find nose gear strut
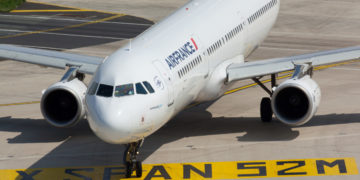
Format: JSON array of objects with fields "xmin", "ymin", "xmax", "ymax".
[{"xmin": 124, "ymin": 139, "xmax": 143, "ymax": 178}]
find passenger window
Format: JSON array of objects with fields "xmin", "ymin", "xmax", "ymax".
[
  {"xmin": 143, "ymin": 81, "xmax": 155, "ymax": 93},
  {"xmin": 88, "ymin": 81, "xmax": 99, "ymax": 95},
  {"xmin": 136, "ymin": 83, "xmax": 148, "ymax": 94},
  {"xmin": 115, "ymin": 84, "xmax": 134, "ymax": 97},
  {"xmin": 97, "ymin": 84, "xmax": 114, "ymax": 97}
]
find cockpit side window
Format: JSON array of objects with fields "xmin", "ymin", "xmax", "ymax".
[
  {"xmin": 97, "ymin": 84, "xmax": 114, "ymax": 97},
  {"xmin": 88, "ymin": 81, "xmax": 99, "ymax": 95},
  {"xmin": 143, "ymin": 81, "xmax": 155, "ymax": 93},
  {"xmin": 115, "ymin": 84, "xmax": 134, "ymax": 97},
  {"xmin": 136, "ymin": 83, "xmax": 148, "ymax": 95}
]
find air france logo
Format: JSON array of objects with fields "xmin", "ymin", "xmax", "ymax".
[
  {"xmin": 154, "ymin": 76, "xmax": 164, "ymax": 90},
  {"xmin": 165, "ymin": 38, "xmax": 198, "ymax": 70}
]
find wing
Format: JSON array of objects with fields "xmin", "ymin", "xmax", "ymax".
[
  {"xmin": 0, "ymin": 44, "xmax": 104, "ymax": 74},
  {"xmin": 227, "ymin": 46, "xmax": 360, "ymax": 82}
]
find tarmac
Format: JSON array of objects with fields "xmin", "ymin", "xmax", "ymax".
[{"xmin": 0, "ymin": 0, "xmax": 360, "ymax": 179}]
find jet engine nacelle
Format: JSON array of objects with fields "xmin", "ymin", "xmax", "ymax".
[
  {"xmin": 272, "ymin": 75, "xmax": 321, "ymax": 126},
  {"xmin": 41, "ymin": 78, "xmax": 87, "ymax": 127}
]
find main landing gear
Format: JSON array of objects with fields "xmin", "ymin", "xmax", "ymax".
[
  {"xmin": 260, "ymin": 97, "xmax": 272, "ymax": 122},
  {"xmin": 124, "ymin": 140, "xmax": 143, "ymax": 178},
  {"xmin": 253, "ymin": 74, "xmax": 277, "ymax": 123}
]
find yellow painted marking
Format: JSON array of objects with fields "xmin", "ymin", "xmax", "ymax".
[
  {"xmin": 0, "ymin": 14, "xmax": 125, "ymax": 39},
  {"xmin": 0, "ymin": 158, "xmax": 357, "ymax": 179},
  {"xmin": 0, "ymin": 101, "xmax": 40, "ymax": 107},
  {"xmin": 27, "ymin": 0, "xmax": 121, "ymax": 15},
  {"xmin": 11, "ymin": 9, "xmax": 94, "ymax": 13}
]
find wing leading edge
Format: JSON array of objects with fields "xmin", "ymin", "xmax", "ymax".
[
  {"xmin": 227, "ymin": 46, "xmax": 360, "ymax": 82},
  {"xmin": 0, "ymin": 44, "xmax": 104, "ymax": 74}
]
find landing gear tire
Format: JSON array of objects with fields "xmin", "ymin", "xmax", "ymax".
[
  {"xmin": 260, "ymin": 97, "xmax": 273, "ymax": 122},
  {"xmin": 125, "ymin": 162, "xmax": 132, "ymax": 178},
  {"xmin": 136, "ymin": 161, "xmax": 142, "ymax": 177},
  {"xmin": 124, "ymin": 140, "xmax": 143, "ymax": 178}
]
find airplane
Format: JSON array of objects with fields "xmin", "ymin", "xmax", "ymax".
[{"xmin": 1, "ymin": 0, "xmax": 360, "ymax": 178}]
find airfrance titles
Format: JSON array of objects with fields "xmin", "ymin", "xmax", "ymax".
[{"xmin": 165, "ymin": 39, "xmax": 198, "ymax": 70}]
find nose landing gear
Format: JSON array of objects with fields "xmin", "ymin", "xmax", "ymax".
[{"xmin": 124, "ymin": 140, "xmax": 143, "ymax": 178}]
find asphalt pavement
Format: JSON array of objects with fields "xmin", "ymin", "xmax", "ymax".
[{"xmin": 0, "ymin": 0, "xmax": 360, "ymax": 179}]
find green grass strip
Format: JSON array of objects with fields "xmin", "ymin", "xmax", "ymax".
[{"xmin": 0, "ymin": 0, "xmax": 26, "ymax": 12}]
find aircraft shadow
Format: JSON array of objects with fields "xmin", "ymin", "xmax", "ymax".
[{"xmin": 1, "ymin": 109, "xmax": 360, "ymax": 172}]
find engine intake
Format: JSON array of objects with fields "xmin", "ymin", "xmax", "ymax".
[
  {"xmin": 272, "ymin": 75, "xmax": 321, "ymax": 126},
  {"xmin": 41, "ymin": 78, "xmax": 87, "ymax": 127}
]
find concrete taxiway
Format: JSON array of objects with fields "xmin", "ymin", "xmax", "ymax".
[{"xmin": 0, "ymin": 0, "xmax": 360, "ymax": 179}]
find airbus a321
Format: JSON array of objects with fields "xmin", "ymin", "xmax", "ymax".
[{"xmin": 1, "ymin": 0, "xmax": 360, "ymax": 178}]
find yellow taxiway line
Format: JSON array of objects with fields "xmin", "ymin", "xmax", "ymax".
[
  {"xmin": 26, "ymin": 0, "xmax": 121, "ymax": 15},
  {"xmin": 0, "ymin": 14, "xmax": 125, "ymax": 39},
  {"xmin": 11, "ymin": 9, "xmax": 95, "ymax": 13},
  {"xmin": 0, "ymin": 101, "xmax": 41, "ymax": 107},
  {"xmin": 1, "ymin": 0, "xmax": 126, "ymax": 40}
]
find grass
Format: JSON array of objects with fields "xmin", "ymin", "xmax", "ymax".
[{"xmin": 0, "ymin": 0, "xmax": 25, "ymax": 12}]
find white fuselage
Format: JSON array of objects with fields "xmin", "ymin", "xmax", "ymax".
[{"xmin": 85, "ymin": 0, "xmax": 280, "ymax": 144}]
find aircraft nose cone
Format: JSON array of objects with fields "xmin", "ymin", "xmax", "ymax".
[{"xmin": 86, "ymin": 97, "xmax": 134, "ymax": 144}]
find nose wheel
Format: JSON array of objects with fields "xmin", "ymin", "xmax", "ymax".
[{"xmin": 124, "ymin": 140, "xmax": 143, "ymax": 178}]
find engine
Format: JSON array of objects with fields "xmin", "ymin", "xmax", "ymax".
[
  {"xmin": 41, "ymin": 78, "xmax": 87, "ymax": 127},
  {"xmin": 272, "ymin": 75, "xmax": 321, "ymax": 126}
]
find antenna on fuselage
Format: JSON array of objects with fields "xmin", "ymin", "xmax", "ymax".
[{"xmin": 126, "ymin": 39, "xmax": 132, "ymax": 51}]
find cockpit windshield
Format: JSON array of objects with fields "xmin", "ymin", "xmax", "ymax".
[
  {"xmin": 94, "ymin": 81, "xmax": 155, "ymax": 98},
  {"xmin": 136, "ymin": 83, "xmax": 147, "ymax": 95},
  {"xmin": 97, "ymin": 84, "xmax": 114, "ymax": 97},
  {"xmin": 115, "ymin": 84, "xmax": 135, "ymax": 97},
  {"xmin": 143, "ymin": 81, "xmax": 155, "ymax": 93}
]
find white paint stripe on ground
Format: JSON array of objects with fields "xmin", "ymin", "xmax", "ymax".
[
  {"xmin": 270, "ymin": 31, "xmax": 360, "ymax": 39},
  {"xmin": 0, "ymin": 28, "xmax": 126, "ymax": 40},
  {"xmin": 331, "ymin": 67, "xmax": 360, "ymax": 71},
  {"xmin": 0, "ymin": 14, "xmax": 153, "ymax": 26},
  {"xmin": 259, "ymin": 46, "xmax": 316, "ymax": 52}
]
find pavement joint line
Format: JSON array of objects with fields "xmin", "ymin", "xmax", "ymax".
[
  {"xmin": 0, "ymin": 0, "xmax": 128, "ymax": 40},
  {"xmin": 0, "ymin": 14, "xmax": 125, "ymax": 39},
  {"xmin": 1, "ymin": 60, "xmax": 359, "ymax": 108},
  {"xmin": 27, "ymin": 0, "xmax": 122, "ymax": 15},
  {"xmin": 11, "ymin": 9, "xmax": 96, "ymax": 13},
  {"xmin": 0, "ymin": 14, "xmax": 153, "ymax": 26},
  {"xmin": 0, "ymin": 28, "xmax": 127, "ymax": 40}
]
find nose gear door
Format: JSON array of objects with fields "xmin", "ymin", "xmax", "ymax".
[{"xmin": 153, "ymin": 60, "xmax": 174, "ymax": 106}]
